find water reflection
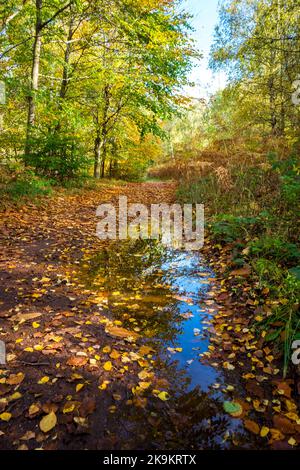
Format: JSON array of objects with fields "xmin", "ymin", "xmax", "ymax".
[{"xmin": 79, "ymin": 240, "xmax": 250, "ymax": 449}]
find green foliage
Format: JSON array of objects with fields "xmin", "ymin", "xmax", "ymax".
[
  {"xmin": 178, "ymin": 150, "xmax": 299, "ymax": 374},
  {"xmin": 210, "ymin": 0, "xmax": 300, "ymax": 140},
  {"xmin": 249, "ymin": 236, "xmax": 300, "ymax": 265},
  {"xmin": 61, "ymin": 175, "xmax": 98, "ymax": 191},
  {"xmin": 210, "ymin": 215, "xmax": 259, "ymax": 243},
  {"xmin": 1, "ymin": 0, "xmax": 195, "ymax": 180},
  {"xmin": 256, "ymin": 273, "xmax": 300, "ymax": 377},
  {"xmin": 25, "ymin": 134, "xmax": 90, "ymax": 180},
  {"xmin": 253, "ymin": 258, "xmax": 284, "ymax": 287},
  {"xmin": 289, "ymin": 266, "xmax": 300, "ymax": 281},
  {"xmin": 1, "ymin": 170, "xmax": 53, "ymax": 201},
  {"xmin": 281, "ymin": 175, "xmax": 300, "ymax": 206}
]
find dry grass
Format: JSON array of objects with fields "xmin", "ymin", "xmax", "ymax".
[{"xmin": 148, "ymin": 136, "xmax": 294, "ymax": 184}]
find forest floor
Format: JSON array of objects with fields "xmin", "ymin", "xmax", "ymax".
[{"xmin": 0, "ymin": 181, "xmax": 299, "ymax": 450}]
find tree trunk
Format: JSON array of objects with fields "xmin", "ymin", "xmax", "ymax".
[
  {"xmin": 268, "ymin": 75, "xmax": 277, "ymax": 135},
  {"xmin": 55, "ymin": 13, "xmax": 74, "ymax": 136},
  {"xmin": 100, "ymin": 138, "xmax": 107, "ymax": 178},
  {"xmin": 59, "ymin": 16, "xmax": 74, "ymax": 102},
  {"xmin": 94, "ymin": 133, "xmax": 102, "ymax": 179},
  {"xmin": 25, "ymin": 0, "xmax": 42, "ymax": 159}
]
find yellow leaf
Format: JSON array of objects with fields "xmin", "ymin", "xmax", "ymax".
[
  {"xmin": 75, "ymin": 383, "xmax": 84, "ymax": 392},
  {"xmin": 103, "ymin": 361, "xmax": 112, "ymax": 371},
  {"xmin": 139, "ymin": 381, "xmax": 151, "ymax": 389},
  {"xmin": 103, "ymin": 346, "xmax": 111, "ymax": 353},
  {"xmin": 39, "ymin": 412, "xmax": 57, "ymax": 433},
  {"xmin": 285, "ymin": 412, "xmax": 299, "ymax": 421},
  {"xmin": 285, "ymin": 400, "xmax": 297, "ymax": 412},
  {"xmin": 71, "ymin": 373, "xmax": 82, "ymax": 380},
  {"xmin": 138, "ymin": 370, "xmax": 152, "ymax": 380},
  {"xmin": 98, "ymin": 380, "xmax": 110, "ymax": 391},
  {"xmin": 242, "ymin": 373, "xmax": 255, "ymax": 379},
  {"xmin": 32, "ymin": 322, "xmax": 40, "ymax": 328},
  {"xmin": 157, "ymin": 391, "xmax": 170, "ymax": 401},
  {"xmin": 110, "ymin": 350, "xmax": 120, "ymax": 359},
  {"xmin": 260, "ymin": 426, "xmax": 269, "ymax": 437},
  {"xmin": 0, "ymin": 412, "xmax": 12, "ymax": 422},
  {"xmin": 9, "ymin": 392, "xmax": 22, "ymax": 401},
  {"xmin": 63, "ymin": 403, "xmax": 76, "ymax": 414},
  {"xmin": 28, "ymin": 404, "xmax": 40, "ymax": 416},
  {"xmin": 38, "ymin": 376, "xmax": 49, "ymax": 384},
  {"xmin": 288, "ymin": 437, "xmax": 297, "ymax": 446}
]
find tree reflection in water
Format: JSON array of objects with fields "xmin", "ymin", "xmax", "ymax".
[{"xmin": 79, "ymin": 239, "xmax": 251, "ymax": 449}]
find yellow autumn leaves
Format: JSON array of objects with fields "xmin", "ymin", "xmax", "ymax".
[{"xmin": 39, "ymin": 412, "xmax": 57, "ymax": 433}]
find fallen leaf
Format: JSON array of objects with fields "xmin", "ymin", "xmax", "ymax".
[
  {"xmin": 6, "ymin": 372, "xmax": 25, "ymax": 385},
  {"xmin": 223, "ymin": 401, "xmax": 243, "ymax": 417},
  {"xmin": 0, "ymin": 412, "xmax": 12, "ymax": 422},
  {"xmin": 105, "ymin": 325, "xmax": 139, "ymax": 342},
  {"xmin": 244, "ymin": 419, "xmax": 260, "ymax": 434},
  {"xmin": 20, "ymin": 431, "xmax": 36, "ymax": 441},
  {"xmin": 39, "ymin": 412, "xmax": 57, "ymax": 433},
  {"xmin": 38, "ymin": 376, "xmax": 49, "ymax": 384},
  {"xmin": 103, "ymin": 361, "xmax": 112, "ymax": 371},
  {"xmin": 157, "ymin": 391, "xmax": 170, "ymax": 401},
  {"xmin": 76, "ymin": 383, "xmax": 84, "ymax": 392},
  {"xmin": 67, "ymin": 357, "xmax": 88, "ymax": 367},
  {"xmin": 260, "ymin": 426, "xmax": 270, "ymax": 437},
  {"xmin": 28, "ymin": 403, "xmax": 41, "ymax": 417}
]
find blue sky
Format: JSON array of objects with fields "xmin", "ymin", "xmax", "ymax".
[{"xmin": 180, "ymin": 0, "xmax": 227, "ymax": 98}]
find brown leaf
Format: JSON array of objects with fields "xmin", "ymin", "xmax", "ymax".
[
  {"xmin": 79, "ymin": 397, "xmax": 96, "ymax": 417},
  {"xmin": 105, "ymin": 325, "xmax": 139, "ymax": 342},
  {"xmin": 245, "ymin": 380, "xmax": 264, "ymax": 398},
  {"xmin": 20, "ymin": 430, "xmax": 36, "ymax": 441},
  {"xmin": 9, "ymin": 312, "xmax": 42, "ymax": 323},
  {"xmin": 230, "ymin": 265, "xmax": 251, "ymax": 277},
  {"xmin": 244, "ymin": 419, "xmax": 260, "ymax": 434},
  {"xmin": 6, "ymin": 372, "xmax": 25, "ymax": 385},
  {"xmin": 42, "ymin": 403, "xmax": 59, "ymax": 414},
  {"xmin": 273, "ymin": 415, "xmax": 295, "ymax": 434},
  {"xmin": 275, "ymin": 381, "xmax": 292, "ymax": 398},
  {"xmin": 66, "ymin": 357, "xmax": 88, "ymax": 367}
]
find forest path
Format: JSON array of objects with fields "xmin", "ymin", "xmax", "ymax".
[{"xmin": 0, "ymin": 181, "xmax": 278, "ymax": 450}]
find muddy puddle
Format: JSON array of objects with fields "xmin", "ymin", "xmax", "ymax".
[{"xmin": 79, "ymin": 240, "xmax": 257, "ymax": 449}]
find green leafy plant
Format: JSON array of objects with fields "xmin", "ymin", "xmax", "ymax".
[
  {"xmin": 24, "ymin": 134, "xmax": 90, "ymax": 180},
  {"xmin": 3, "ymin": 171, "xmax": 53, "ymax": 200},
  {"xmin": 210, "ymin": 214, "xmax": 259, "ymax": 243},
  {"xmin": 249, "ymin": 236, "xmax": 300, "ymax": 265}
]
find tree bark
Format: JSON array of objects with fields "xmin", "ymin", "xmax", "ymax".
[
  {"xmin": 94, "ymin": 132, "xmax": 102, "ymax": 179},
  {"xmin": 59, "ymin": 16, "xmax": 75, "ymax": 101},
  {"xmin": 25, "ymin": 0, "xmax": 42, "ymax": 159},
  {"xmin": 24, "ymin": 1, "xmax": 73, "ymax": 158}
]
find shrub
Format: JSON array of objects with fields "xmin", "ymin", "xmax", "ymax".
[
  {"xmin": 4, "ymin": 170, "xmax": 53, "ymax": 200},
  {"xmin": 249, "ymin": 236, "xmax": 300, "ymax": 265},
  {"xmin": 210, "ymin": 214, "xmax": 259, "ymax": 243},
  {"xmin": 25, "ymin": 133, "xmax": 90, "ymax": 180}
]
